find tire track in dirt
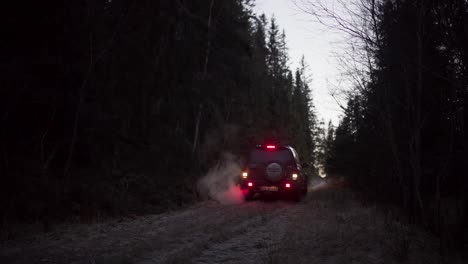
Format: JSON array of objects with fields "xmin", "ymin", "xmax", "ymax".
[
  {"xmin": 1, "ymin": 200, "xmax": 296, "ymax": 264},
  {"xmin": 190, "ymin": 205, "xmax": 293, "ymax": 264},
  {"xmin": 137, "ymin": 201, "xmax": 294, "ymax": 264},
  {"xmin": 1, "ymin": 181, "xmax": 443, "ymax": 264}
]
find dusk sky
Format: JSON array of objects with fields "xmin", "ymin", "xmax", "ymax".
[{"xmin": 252, "ymin": 0, "xmax": 348, "ymax": 126}]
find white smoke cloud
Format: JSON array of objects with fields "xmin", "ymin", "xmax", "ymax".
[{"xmin": 197, "ymin": 153, "xmax": 244, "ymax": 205}]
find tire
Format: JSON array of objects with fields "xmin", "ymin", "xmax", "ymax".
[
  {"xmin": 294, "ymin": 193, "xmax": 302, "ymax": 202},
  {"xmin": 245, "ymin": 191, "xmax": 255, "ymax": 201},
  {"xmin": 291, "ymin": 189, "xmax": 303, "ymax": 202},
  {"xmin": 302, "ymin": 184, "xmax": 308, "ymax": 196},
  {"xmin": 302, "ymin": 175, "xmax": 308, "ymax": 195}
]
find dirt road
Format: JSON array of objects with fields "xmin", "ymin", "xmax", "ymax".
[{"xmin": 1, "ymin": 182, "xmax": 440, "ymax": 264}]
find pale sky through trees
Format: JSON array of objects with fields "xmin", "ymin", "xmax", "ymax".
[{"xmin": 252, "ymin": 0, "xmax": 348, "ymax": 126}]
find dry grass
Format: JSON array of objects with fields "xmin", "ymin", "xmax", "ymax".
[
  {"xmin": 0, "ymin": 181, "xmax": 449, "ymax": 264},
  {"xmin": 263, "ymin": 187, "xmax": 441, "ymax": 264}
]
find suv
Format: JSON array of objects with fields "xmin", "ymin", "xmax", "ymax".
[{"xmin": 240, "ymin": 144, "xmax": 308, "ymax": 201}]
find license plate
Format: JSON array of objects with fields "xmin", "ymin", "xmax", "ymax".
[{"xmin": 260, "ymin": 186, "xmax": 278, "ymax": 192}]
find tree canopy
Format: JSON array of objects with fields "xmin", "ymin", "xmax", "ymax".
[
  {"xmin": 1, "ymin": 0, "xmax": 317, "ymax": 229},
  {"xmin": 321, "ymin": 0, "xmax": 468, "ymax": 254}
]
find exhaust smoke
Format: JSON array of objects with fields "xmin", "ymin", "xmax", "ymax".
[{"xmin": 197, "ymin": 153, "xmax": 244, "ymax": 205}]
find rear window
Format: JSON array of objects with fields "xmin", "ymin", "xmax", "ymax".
[{"xmin": 248, "ymin": 149, "xmax": 294, "ymax": 164}]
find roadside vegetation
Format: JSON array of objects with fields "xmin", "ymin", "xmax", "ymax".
[
  {"xmin": 1, "ymin": 0, "xmax": 320, "ymax": 237},
  {"xmin": 1, "ymin": 181, "xmax": 454, "ymax": 264},
  {"xmin": 295, "ymin": 0, "xmax": 468, "ymax": 259}
]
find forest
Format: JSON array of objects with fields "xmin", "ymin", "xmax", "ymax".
[
  {"xmin": 1, "ymin": 0, "xmax": 318, "ymax": 235},
  {"xmin": 315, "ymin": 0, "xmax": 468, "ymax": 257},
  {"xmin": 2, "ymin": 0, "xmax": 467, "ymax": 259}
]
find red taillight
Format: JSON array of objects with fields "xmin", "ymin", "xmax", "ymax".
[
  {"xmin": 285, "ymin": 183, "xmax": 291, "ymax": 188},
  {"xmin": 248, "ymin": 182, "xmax": 253, "ymax": 187},
  {"xmin": 266, "ymin": 145, "xmax": 276, "ymax": 150}
]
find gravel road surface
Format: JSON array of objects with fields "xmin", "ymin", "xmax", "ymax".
[{"xmin": 1, "ymin": 181, "xmax": 441, "ymax": 264}]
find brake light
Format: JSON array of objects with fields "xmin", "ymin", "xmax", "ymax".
[
  {"xmin": 266, "ymin": 145, "xmax": 276, "ymax": 150},
  {"xmin": 248, "ymin": 182, "xmax": 253, "ymax": 187},
  {"xmin": 285, "ymin": 183, "xmax": 291, "ymax": 188}
]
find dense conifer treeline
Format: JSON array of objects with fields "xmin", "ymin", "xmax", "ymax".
[
  {"xmin": 324, "ymin": 0, "xmax": 468, "ymax": 254},
  {"xmin": 1, "ymin": 0, "xmax": 317, "ymax": 230}
]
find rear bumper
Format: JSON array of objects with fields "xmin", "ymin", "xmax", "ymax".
[{"xmin": 240, "ymin": 179, "xmax": 300, "ymax": 193}]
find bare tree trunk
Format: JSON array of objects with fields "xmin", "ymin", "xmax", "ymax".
[
  {"xmin": 192, "ymin": 103, "xmax": 202, "ymax": 155},
  {"xmin": 64, "ymin": 90, "xmax": 85, "ymax": 177},
  {"xmin": 192, "ymin": 0, "xmax": 215, "ymax": 157},
  {"xmin": 41, "ymin": 107, "xmax": 56, "ymax": 166},
  {"xmin": 43, "ymin": 144, "xmax": 59, "ymax": 171},
  {"xmin": 412, "ymin": 0, "xmax": 425, "ymax": 221},
  {"xmin": 203, "ymin": 0, "xmax": 215, "ymax": 75},
  {"xmin": 384, "ymin": 111, "xmax": 408, "ymax": 210},
  {"xmin": 64, "ymin": 34, "xmax": 93, "ymax": 177},
  {"xmin": 1, "ymin": 126, "xmax": 7, "ymax": 175}
]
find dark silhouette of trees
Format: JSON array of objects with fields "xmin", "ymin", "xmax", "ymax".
[
  {"xmin": 298, "ymin": 0, "xmax": 468, "ymax": 258},
  {"xmin": 0, "ymin": 0, "xmax": 317, "ymax": 234}
]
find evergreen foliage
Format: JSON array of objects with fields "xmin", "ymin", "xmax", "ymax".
[
  {"xmin": 325, "ymin": 0, "xmax": 468, "ymax": 251},
  {"xmin": 1, "ymin": 0, "xmax": 316, "ymax": 228}
]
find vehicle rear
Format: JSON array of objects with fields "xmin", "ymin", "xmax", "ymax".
[{"xmin": 240, "ymin": 144, "xmax": 307, "ymax": 201}]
